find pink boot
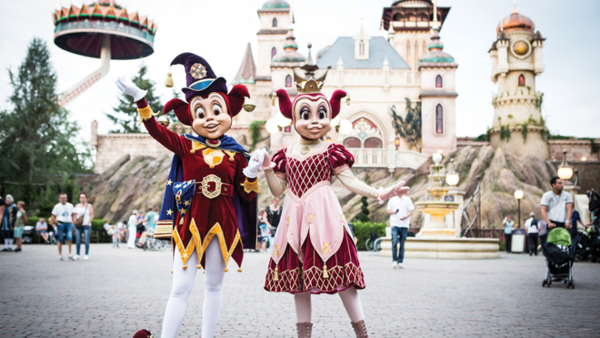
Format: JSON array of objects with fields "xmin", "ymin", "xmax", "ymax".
[
  {"xmin": 351, "ymin": 320, "xmax": 369, "ymax": 338},
  {"xmin": 296, "ymin": 322, "xmax": 313, "ymax": 338}
]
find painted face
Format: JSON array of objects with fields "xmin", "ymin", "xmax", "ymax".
[
  {"xmin": 293, "ymin": 97, "xmax": 331, "ymax": 140},
  {"xmin": 190, "ymin": 93, "xmax": 232, "ymax": 139}
]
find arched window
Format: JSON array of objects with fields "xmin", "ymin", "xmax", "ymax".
[
  {"xmin": 272, "ymin": 18, "xmax": 277, "ymax": 27},
  {"xmin": 518, "ymin": 74, "xmax": 525, "ymax": 87},
  {"xmin": 393, "ymin": 13, "xmax": 403, "ymax": 21},
  {"xmin": 285, "ymin": 75, "xmax": 292, "ymax": 88},
  {"xmin": 435, "ymin": 75, "xmax": 443, "ymax": 88},
  {"xmin": 406, "ymin": 41, "xmax": 411, "ymax": 66},
  {"xmin": 271, "ymin": 47, "xmax": 277, "ymax": 60},
  {"xmin": 414, "ymin": 41, "xmax": 418, "ymax": 65},
  {"xmin": 343, "ymin": 137, "xmax": 361, "ymax": 148},
  {"xmin": 364, "ymin": 138, "xmax": 382, "ymax": 148},
  {"xmin": 436, "ymin": 104, "xmax": 443, "ymax": 134},
  {"xmin": 418, "ymin": 13, "xmax": 428, "ymax": 22},
  {"xmin": 408, "ymin": 12, "xmax": 417, "ymax": 21}
]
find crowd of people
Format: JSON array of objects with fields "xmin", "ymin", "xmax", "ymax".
[
  {"xmin": 501, "ymin": 176, "xmax": 593, "ymax": 258},
  {"xmin": 0, "ymin": 188, "xmax": 162, "ymax": 258},
  {"xmin": 255, "ymin": 197, "xmax": 282, "ymax": 253}
]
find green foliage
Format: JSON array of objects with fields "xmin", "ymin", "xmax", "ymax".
[
  {"xmin": 499, "ymin": 125, "xmax": 511, "ymax": 141},
  {"xmin": 353, "ymin": 196, "xmax": 371, "ymax": 222},
  {"xmin": 473, "ymin": 130, "xmax": 490, "ymax": 142},
  {"xmin": 507, "ymin": 114, "xmax": 513, "ymax": 119},
  {"xmin": 535, "ymin": 92, "xmax": 544, "ymax": 109},
  {"xmin": 91, "ymin": 218, "xmax": 106, "ymax": 231},
  {"xmin": 106, "ymin": 64, "xmax": 164, "ymax": 133},
  {"xmin": 351, "ymin": 221, "xmax": 387, "ymax": 251},
  {"xmin": 0, "ymin": 38, "xmax": 91, "ymax": 207},
  {"xmin": 547, "ymin": 134, "xmax": 574, "ymax": 140},
  {"xmin": 521, "ymin": 123, "xmax": 528, "ymax": 142},
  {"xmin": 26, "ymin": 216, "xmax": 40, "ymax": 226},
  {"xmin": 526, "ymin": 86, "xmax": 532, "ymax": 95},
  {"xmin": 248, "ymin": 120, "xmax": 266, "ymax": 151},
  {"xmin": 389, "ymin": 98, "xmax": 422, "ymax": 152}
]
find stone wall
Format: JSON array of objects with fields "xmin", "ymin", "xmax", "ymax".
[
  {"xmin": 548, "ymin": 139, "xmax": 600, "ymax": 162},
  {"xmin": 550, "ymin": 161, "xmax": 600, "ymax": 194}
]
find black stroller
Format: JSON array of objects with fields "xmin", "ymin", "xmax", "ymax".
[{"xmin": 542, "ymin": 227, "xmax": 574, "ymax": 289}]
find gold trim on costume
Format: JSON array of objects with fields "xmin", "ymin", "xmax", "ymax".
[
  {"xmin": 137, "ymin": 106, "xmax": 159, "ymax": 125},
  {"xmin": 200, "ymin": 222, "xmax": 242, "ymax": 270},
  {"xmin": 240, "ymin": 177, "xmax": 261, "ymax": 194},
  {"xmin": 223, "ymin": 150, "xmax": 237, "ymax": 162},
  {"xmin": 155, "ymin": 221, "xmax": 173, "ymax": 239},
  {"xmin": 190, "ymin": 141, "xmax": 207, "ymax": 154},
  {"xmin": 172, "ymin": 220, "xmax": 203, "ymax": 267},
  {"xmin": 202, "ymin": 148, "xmax": 224, "ymax": 169}
]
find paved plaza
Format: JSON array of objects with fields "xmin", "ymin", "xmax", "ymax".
[{"xmin": 1, "ymin": 244, "xmax": 599, "ymax": 338}]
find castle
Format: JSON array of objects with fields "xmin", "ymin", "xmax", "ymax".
[{"xmin": 90, "ymin": 0, "xmax": 599, "ymax": 174}]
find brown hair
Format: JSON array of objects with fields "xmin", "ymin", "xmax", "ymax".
[
  {"xmin": 79, "ymin": 191, "xmax": 88, "ymax": 197},
  {"xmin": 17, "ymin": 201, "xmax": 25, "ymax": 207}
]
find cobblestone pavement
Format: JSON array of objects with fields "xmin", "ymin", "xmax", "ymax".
[{"xmin": 1, "ymin": 244, "xmax": 599, "ymax": 338}]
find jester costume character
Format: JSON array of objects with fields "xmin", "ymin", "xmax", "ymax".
[
  {"xmin": 117, "ymin": 53, "xmax": 260, "ymax": 338},
  {"xmin": 260, "ymin": 81, "xmax": 409, "ymax": 338}
]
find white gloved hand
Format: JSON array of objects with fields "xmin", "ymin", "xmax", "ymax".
[
  {"xmin": 243, "ymin": 150, "xmax": 265, "ymax": 179},
  {"xmin": 115, "ymin": 76, "xmax": 147, "ymax": 102}
]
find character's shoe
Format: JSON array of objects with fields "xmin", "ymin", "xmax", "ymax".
[
  {"xmin": 351, "ymin": 320, "xmax": 369, "ymax": 338},
  {"xmin": 296, "ymin": 322, "xmax": 313, "ymax": 338},
  {"xmin": 132, "ymin": 329, "xmax": 153, "ymax": 338},
  {"xmin": 14, "ymin": 248, "xmax": 22, "ymax": 252}
]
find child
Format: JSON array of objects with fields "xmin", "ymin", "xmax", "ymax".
[
  {"xmin": 112, "ymin": 224, "xmax": 119, "ymax": 248},
  {"xmin": 258, "ymin": 209, "xmax": 269, "ymax": 252}
]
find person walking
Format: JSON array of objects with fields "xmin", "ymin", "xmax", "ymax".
[
  {"xmin": 127, "ymin": 210, "xmax": 138, "ymax": 249},
  {"xmin": 524, "ymin": 212, "xmax": 538, "ymax": 256},
  {"xmin": 145, "ymin": 206, "xmax": 158, "ymax": 233},
  {"xmin": 541, "ymin": 177, "xmax": 573, "ymax": 232},
  {"xmin": 503, "ymin": 216, "xmax": 515, "ymax": 253},
  {"xmin": 0, "ymin": 193, "xmax": 5, "ymax": 248},
  {"xmin": 387, "ymin": 194, "xmax": 414, "ymax": 269},
  {"xmin": 73, "ymin": 192, "xmax": 94, "ymax": 260},
  {"xmin": 51, "ymin": 193, "xmax": 75, "ymax": 261},
  {"xmin": 36, "ymin": 218, "xmax": 50, "ymax": 243},
  {"xmin": 258, "ymin": 209, "xmax": 269, "ymax": 252},
  {"xmin": 13, "ymin": 201, "xmax": 27, "ymax": 252},
  {"xmin": 569, "ymin": 209, "xmax": 590, "ymax": 260},
  {"xmin": 264, "ymin": 197, "xmax": 282, "ymax": 254},
  {"xmin": 2, "ymin": 195, "xmax": 17, "ymax": 252}
]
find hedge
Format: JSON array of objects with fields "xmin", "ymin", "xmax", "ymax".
[{"xmin": 351, "ymin": 221, "xmax": 387, "ymax": 251}]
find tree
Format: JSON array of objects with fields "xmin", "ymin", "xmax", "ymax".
[
  {"xmin": 389, "ymin": 98, "xmax": 422, "ymax": 152},
  {"xmin": 0, "ymin": 38, "xmax": 90, "ymax": 206},
  {"xmin": 106, "ymin": 64, "xmax": 163, "ymax": 133},
  {"xmin": 354, "ymin": 196, "xmax": 371, "ymax": 222}
]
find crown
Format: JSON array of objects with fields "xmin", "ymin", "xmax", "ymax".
[{"xmin": 295, "ymin": 78, "xmax": 324, "ymax": 94}]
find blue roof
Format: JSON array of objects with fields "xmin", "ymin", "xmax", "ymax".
[{"xmin": 316, "ymin": 37, "xmax": 410, "ymax": 69}]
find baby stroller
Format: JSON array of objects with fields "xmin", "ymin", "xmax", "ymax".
[{"xmin": 542, "ymin": 227, "xmax": 574, "ymax": 289}]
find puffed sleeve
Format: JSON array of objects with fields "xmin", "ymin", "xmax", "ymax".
[
  {"xmin": 328, "ymin": 144, "xmax": 355, "ymax": 175},
  {"xmin": 272, "ymin": 148, "xmax": 288, "ymax": 179}
]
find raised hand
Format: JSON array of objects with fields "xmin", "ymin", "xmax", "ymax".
[
  {"xmin": 115, "ymin": 77, "xmax": 147, "ymax": 102},
  {"xmin": 243, "ymin": 150, "xmax": 265, "ymax": 179},
  {"xmin": 378, "ymin": 180, "xmax": 410, "ymax": 203},
  {"xmin": 260, "ymin": 148, "xmax": 273, "ymax": 169}
]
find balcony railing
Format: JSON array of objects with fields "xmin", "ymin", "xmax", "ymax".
[{"xmin": 346, "ymin": 148, "xmax": 429, "ymax": 171}]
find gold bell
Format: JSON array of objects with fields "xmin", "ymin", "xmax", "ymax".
[
  {"xmin": 165, "ymin": 71, "xmax": 174, "ymax": 88},
  {"xmin": 157, "ymin": 115, "xmax": 170, "ymax": 127},
  {"xmin": 243, "ymin": 97, "xmax": 256, "ymax": 112},
  {"xmin": 346, "ymin": 95, "xmax": 351, "ymax": 106}
]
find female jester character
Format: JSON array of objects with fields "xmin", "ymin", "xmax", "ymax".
[
  {"xmin": 116, "ymin": 53, "xmax": 261, "ymax": 338},
  {"xmin": 261, "ymin": 79, "xmax": 409, "ymax": 338}
]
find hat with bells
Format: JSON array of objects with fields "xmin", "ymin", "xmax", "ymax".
[{"xmin": 161, "ymin": 53, "xmax": 256, "ymax": 127}]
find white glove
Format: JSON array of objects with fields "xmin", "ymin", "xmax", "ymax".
[
  {"xmin": 243, "ymin": 150, "xmax": 265, "ymax": 179},
  {"xmin": 115, "ymin": 76, "xmax": 147, "ymax": 102}
]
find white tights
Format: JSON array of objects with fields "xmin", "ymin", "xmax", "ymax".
[
  {"xmin": 294, "ymin": 287, "xmax": 365, "ymax": 323},
  {"xmin": 161, "ymin": 239, "xmax": 225, "ymax": 338},
  {"xmin": 4, "ymin": 239, "xmax": 13, "ymax": 249}
]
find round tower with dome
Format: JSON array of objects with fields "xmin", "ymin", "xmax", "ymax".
[{"xmin": 488, "ymin": 3, "xmax": 548, "ymax": 159}]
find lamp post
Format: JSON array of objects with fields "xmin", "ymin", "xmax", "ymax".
[
  {"xmin": 394, "ymin": 137, "xmax": 400, "ymax": 150},
  {"xmin": 557, "ymin": 149, "xmax": 574, "ymax": 183},
  {"xmin": 514, "ymin": 189, "xmax": 524, "ymax": 228},
  {"xmin": 445, "ymin": 159, "xmax": 459, "ymax": 188}
]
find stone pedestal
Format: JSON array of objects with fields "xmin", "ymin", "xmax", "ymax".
[
  {"xmin": 415, "ymin": 201, "xmax": 460, "ymax": 238},
  {"xmin": 380, "ymin": 237, "xmax": 500, "ymax": 259}
]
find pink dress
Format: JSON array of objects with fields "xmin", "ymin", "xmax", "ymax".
[{"xmin": 264, "ymin": 143, "xmax": 366, "ymax": 294}]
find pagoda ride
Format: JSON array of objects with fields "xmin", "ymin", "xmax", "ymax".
[{"xmin": 52, "ymin": 1, "xmax": 157, "ymax": 106}]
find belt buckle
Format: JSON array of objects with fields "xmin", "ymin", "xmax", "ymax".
[{"xmin": 202, "ymin": 174, "xmax": 222, "ymax": 199}]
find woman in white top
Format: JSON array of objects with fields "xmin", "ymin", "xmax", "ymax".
[
  {"xmin": 127, "ymin": 210, "xmax": 138, "ymax": 249},
  {"xmin": 73, "ymin": 192, "xmax": 94, "ymax": 260}
]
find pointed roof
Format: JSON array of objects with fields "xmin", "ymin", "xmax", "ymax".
[{"xmin": 232, "ymin": 43, "xmax": 257, "ymax": 85}]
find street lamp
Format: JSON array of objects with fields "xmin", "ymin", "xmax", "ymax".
[
  {"xmin": 265, "ymin": 119, "xmax": 280, "ymax": 134},
  {"xmin": 557, "ymin": 149, "xmax": 574, "ymax": 182},
  {"xmin": 446, "ymin": 159, "xmax": 459, "ymax": 188},
  {"xmin": 394, "ymin": 137, "xmax": 400, "ymax": 150},
  {"xmin": 514, "ymin": 189, "xmax": 524, "ymax": 228},
  {"xmin": 275, "ymin": 113, "xmax": 291, "ymax": 128},
  {"xmin": 337, "ymin": 119, "xmax": 352, "ymax": 135}
]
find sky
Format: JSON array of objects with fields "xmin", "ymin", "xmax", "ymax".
[{"xmin": 1, "ymin": 0, "xmax": 598, "ymax": 142}]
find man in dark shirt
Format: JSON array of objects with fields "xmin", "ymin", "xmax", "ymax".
[
  {"xmin": 0, "ymin": 192, "xmax": 5, "ymax": 243},
  {"xmin": 264, "ymin": 197, "xmax": 282, "ymax": 254}
]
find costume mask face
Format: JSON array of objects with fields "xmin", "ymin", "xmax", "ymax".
[
  {"xmin": 294, "ymin": 97, "xmax": 331, "ymax": 140},
  {"xmin": 190, "ymin": 93, "xmax": 232, "ymax": 139}
]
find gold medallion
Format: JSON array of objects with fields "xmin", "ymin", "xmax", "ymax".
[
  {"xmin": 300, "ymin": 146, "xmax": 310, "ymax": 155},
  {"xmin": 202, "ymin": 148, "xmax": 224, "ymax": 169}
]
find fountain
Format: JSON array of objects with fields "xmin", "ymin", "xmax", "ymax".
[{"xmin": 380, "ymin": 153, "xmax": 499, "ymax": 259}]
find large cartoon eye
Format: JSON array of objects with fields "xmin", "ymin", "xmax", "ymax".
[
  {"xmin": 318, "ymin": 106, "xmax": 327, "ymax": 120},
  {"xmin": 300, "ymin": 107, "xmax": 310, "ymax": 120},
  {"xmin": 195, "ymin": 106, "xmax": 205, "ymax": 119},
  {"xmin": 212, "ymin": 103, "xmax": 222, "ymax": 116}
]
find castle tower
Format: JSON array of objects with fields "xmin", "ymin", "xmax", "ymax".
[
  {"xmin": 381, "ymin": 0, "xmax": 451, "ymax": 72},
  {"xmin": 418, "ymin": 28, "xmax": 457, "ymax": 155},
  {"xmin": 488, "ymin": 4, "xmax": 548, "ymax": 159},
  {"xmin": 256, "ymin": 0, "xmax": 292, "ymax": 78}
]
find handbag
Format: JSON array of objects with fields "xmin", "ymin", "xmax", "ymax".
[{"xmin": 74, "ymin": 204, "xmax": 89, "ymax": 229}]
